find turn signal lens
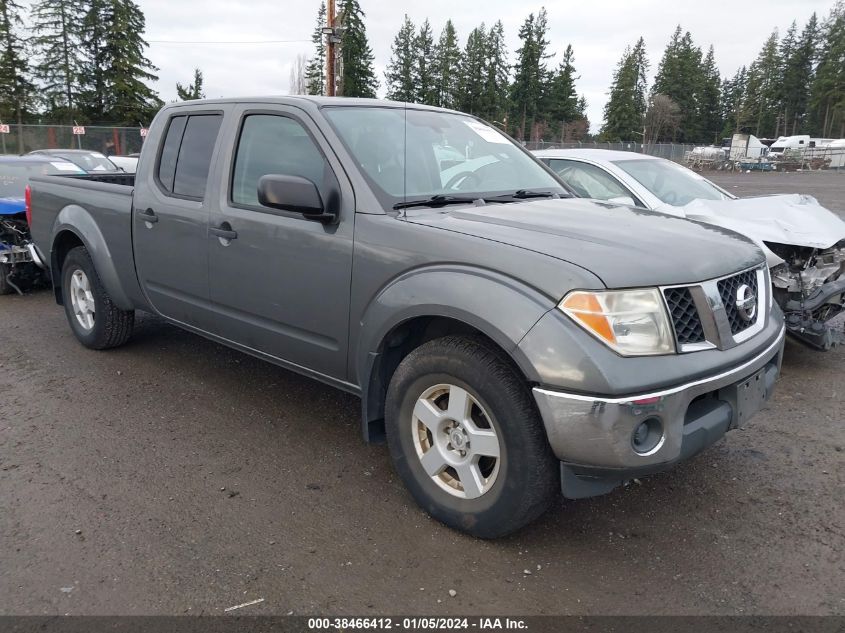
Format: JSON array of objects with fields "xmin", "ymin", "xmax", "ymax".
[
  {"xmin": 25, "ymin": 184, "xmax": 32, "ymax": 226},
  {"xmin": 559, "ymin": 288, "xmax": 675, "ymax": 356},
  {"xmin": 559, "ymin": 292, "xmax": 615, "ymax": 343}
]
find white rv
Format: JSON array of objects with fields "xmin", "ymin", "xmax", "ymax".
[{"xmin": 768, "ymin": 135, "xmax": 835, "ymax": 156}]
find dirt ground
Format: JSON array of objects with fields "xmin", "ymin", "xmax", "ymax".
[{"xmin": 1, "ymin": 174, "xmax": 843, "ymax": 616}]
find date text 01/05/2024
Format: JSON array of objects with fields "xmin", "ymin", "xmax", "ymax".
[{"xmin": 306, "ymin": 617, "xmax": 528, "ymax": 630}]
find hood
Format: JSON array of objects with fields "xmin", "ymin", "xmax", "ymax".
[
  {"xmin": 679, "ymin": 194, "xmax": 845, "ymax": 266},
  {"xmin": 0, "ymin": 197, "xmax": 26, "ymax": 216},
  {"xmin": 404, "ymin": 198, "xmax": 764, "ymax": 288}
]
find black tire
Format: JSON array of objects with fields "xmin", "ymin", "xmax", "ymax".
[
  {"xmin": 385, "ymin": 335, "xmax": 559, "ymax": 538},
  {"xmin": 61, "ymin": 246, "xmax": 134, "ymax": 349},
  {"xmin": 0, "ymin": 263, "xmax": 11, "ymax": 295}
]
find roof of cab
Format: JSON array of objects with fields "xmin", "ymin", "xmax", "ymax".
[{"xmin": 159, "ymin": 95, "xmax": 461, "ymax": 114}]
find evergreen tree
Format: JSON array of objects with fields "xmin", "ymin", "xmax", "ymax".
[
  {"xmin": 104, "ymin": 0, "xmax": 161, "ymax": 123},
  {"xmin": 776, "ymin": 20, "xmax": 799, "ymax": 136},
  {"xmin": 509, "ymin": 8, "xmax": 552, "ymax": 140},
  {"xmin": 457, "ymin": 25, "xmax": 487, "ymax": 116},
  {"xmin": 809, "ymin": 3, "xmax": 844, "ymax": 137},
  {"xmin": 0, "ymin": 0, "xmax": 35, "ymax": 129},
  {"xmin": 567, "ymin": 94, "xmax": 590, "ymax": 141},
  {"xmin": 698, "ymin": 46, "xmax": 722, "ymax": 143},
  {"xmin": 385, "ymin": 15, "xmax": 416, "ymax": 102},
  {"xmin": 782, "ymin": 13, "xmax": 818, "ymax": 134},
  {"xmin": 77, "ymin": 0, "xmax": 111, "ymax": 120},
  {"xmin": 176, "ymin": 68, "xmax": 205, "ymax": 100},
  {"xmin": 433, "ymin": 20, "xmax": 461, "ymax": 109},
  {"xmin": 741, "ymin": 30, "xmax": 781, "ymax": 137},
  {"xmin": 338, "ymin": 0, "xmax": 378, "ymax": 98},
  {"xmin": 415, "ymin": 19, "xmax": 437, "ymax": 106},
  {"xmin": 652, "ymin": 26, "xmax": 704, "ymax": 141},
  {"xmin": 78, "ymin": 0, "xmax": 161, "ymax": 124},
  {"xmin": 31, "ymin": 0, "xmax": 81, "ymax": 119},
  {"xmin": 720, "ymin": 66, "xmax": 747, "ymax": 136},
  {"xmin": 546, "ymin": 44, "xmax": 580, "ymax": 139},
  {"xmin": 601, "ymin": 38, "xmax": 649, "ymax": 141},
  {"xmin": 577, "ymin": 95, "xmax": 587, "ymax": 117},
  {"xmin": 631, "ymin": 38, "xmax": 649, "ymax": 122},
  {"xmin": 304, "ymin": 1, "xmax": 326, "ymax": 96},
  {"xmin": 479, "ymin": 20, "xmax": 508, "ymax": 123}
]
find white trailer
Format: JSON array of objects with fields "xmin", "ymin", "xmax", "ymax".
[
  {"xmin": 825, "ymin": 139, "xmax": 845, "ymax": 169},
  {"xmin": 728, "ymin": 133, "xmax": 767, "ymax": 160}
]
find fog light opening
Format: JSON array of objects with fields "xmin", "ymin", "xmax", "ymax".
[{"xmin": 631, "ymin": 417, "xmax": 664, "ymax": 455}]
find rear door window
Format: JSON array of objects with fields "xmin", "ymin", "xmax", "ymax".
[
  {"xmin": 173, "ymin": 115, "xmax": 223, "ymax": 199},
  {"xmin": 157, "ymin": 116, "xmax": 187, "ymax": 192},
  {"xmin": 156, "ymin": 113, "xmax": 222, "ymax": 199}
]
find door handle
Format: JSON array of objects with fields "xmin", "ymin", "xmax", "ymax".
[
  {"xmin": 137, "ymin": 208, "xmax": 158, "ymax": 223},
  {"xmin": 210, "ymin": 223, "xmax": 238, "ymax": 241}
]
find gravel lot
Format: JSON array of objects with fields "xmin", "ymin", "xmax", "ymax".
[
  {"xmin": 1, "ymin": 173, "xmax": 843, "ymax": 616},
  {"xmin": 708, "ymin": 169, "xmax": 845, "ymax": 216}
]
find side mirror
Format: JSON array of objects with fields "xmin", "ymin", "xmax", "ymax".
[
  {"xmin": 608, "ymin": 196, "xmax": 636, "ymax": 206},
  {"xmin": 257, "ymin": 174, "xmax": 336, "ymax": 223}
]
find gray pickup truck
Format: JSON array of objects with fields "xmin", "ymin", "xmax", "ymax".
[{"xmin": 30, "ymin": 97, "xmax": 785, "ymax": 537}]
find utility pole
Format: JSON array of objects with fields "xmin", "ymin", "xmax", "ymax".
[{"xmin": 324, "ymin": 0, "xmax": 337, "ymax": 96}]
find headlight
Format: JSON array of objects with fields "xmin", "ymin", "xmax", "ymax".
[{"xmin": 559, "ymin": 288, "xmax": 675, "ymax": 356}]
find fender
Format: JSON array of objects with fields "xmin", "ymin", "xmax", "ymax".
[
  {"xmin": 354, "ymin": 264, "xmax": 573, "ymax": 442},
  {"xmin": 51, "ymin": 205, "xmax": 134, "ymax": 310}
]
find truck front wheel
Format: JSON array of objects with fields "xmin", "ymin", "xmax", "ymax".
[
  {"xmin": 385, "ymin": 335, "xmax": 559, "ymax": 538},
  {"xmin": 61, "ymin": 246, "xmax": 134, "ymax": 349}
]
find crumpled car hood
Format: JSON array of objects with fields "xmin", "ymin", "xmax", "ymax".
[
  {"xmin": 0, "ymin": 197, "xmax": 26, "ymax": 216},
  {"xmin": 404, "ymin": 198, "xmax": 764, "ymax": 288},
  {"xmin": 678, "ymin": 194, "xmax": 845, "ymax": 264}
]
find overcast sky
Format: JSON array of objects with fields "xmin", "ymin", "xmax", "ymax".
[{"xmin": 137, "ymin": 0, "xmax": 836, "ymax": 130}]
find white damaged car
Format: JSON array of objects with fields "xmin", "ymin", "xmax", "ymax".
[{"xmin": 535, "ymin": 149, "xmax": 845, "ymax": 350}]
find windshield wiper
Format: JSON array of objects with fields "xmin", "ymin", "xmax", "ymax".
[
  {"xmin": 393, "ymin": 195, "xmax": 483, "ymax": 210},
  {"xmin": 489, "ymin": 189, "xmax": 560, "ymax": 200}
]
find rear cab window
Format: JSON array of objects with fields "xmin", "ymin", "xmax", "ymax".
[{"xmin": 156, "ymin": 113, "xmax": 223, "ymax": 200}]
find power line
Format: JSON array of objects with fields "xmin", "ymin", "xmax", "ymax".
[{"xmin": 147, "ymin": 38, "xmax": 310, "ymax": 45}]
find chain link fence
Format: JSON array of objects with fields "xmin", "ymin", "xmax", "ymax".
[{"xmin": 0, "ymin": 124, "xmax": 146, "ymax": 156}]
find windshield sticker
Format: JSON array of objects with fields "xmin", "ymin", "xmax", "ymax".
[
  {"xmin": 463, "ymin": 120, "xmax": 509, "ymax": 144},
  {"xmin": 51, "ymin": 162, "xmax": 83, "ymax": 172}
]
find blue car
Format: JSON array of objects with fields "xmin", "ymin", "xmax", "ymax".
[{"xmin": 0, "ymin": 155, "xmax": 85, "ymax": 293}]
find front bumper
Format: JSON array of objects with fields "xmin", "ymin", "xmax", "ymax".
[
  {"xmin": 0, "ymin": 243, "xmax": 43, "ymax": 267},
  {"xmin": 532, "ymin": 324, "xmax": 785, "ymax": 499}
]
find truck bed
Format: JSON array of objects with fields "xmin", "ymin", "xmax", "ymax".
[{"xmin": 29, "ymin": 172, "xmax": 140, "ymax": 308}]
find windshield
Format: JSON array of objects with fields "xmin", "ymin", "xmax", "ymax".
[
  {"xmin": 613, "ymin": 158, "xmax": 731, "ymax": 206},
  {"xmin": 0, "ymin": 161, "xmax": 85, "ymax": 198},
  {"xmin": 323, "ymin": 107, "xmax": 565, "ymax": 208},
  {"xmin": 54, "ymin": 152, "xmax": 118, "ymax": 172}
]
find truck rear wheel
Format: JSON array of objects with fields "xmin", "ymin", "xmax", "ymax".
[
  {"xmin": 61, "ymin": 246, "xmax": 134, "ymax": 349},
  {"xmin": 385, "ymin": 335, "xmax": 559, "ymax": 538}
]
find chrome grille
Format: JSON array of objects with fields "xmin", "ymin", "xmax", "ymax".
[
  {"xmin": 664, "ymin": 287, "xmax": 706, "ymax": 345},
  {"xmin": 717, "ymin": 269, "xmax": 759, "ymax": 335}
]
